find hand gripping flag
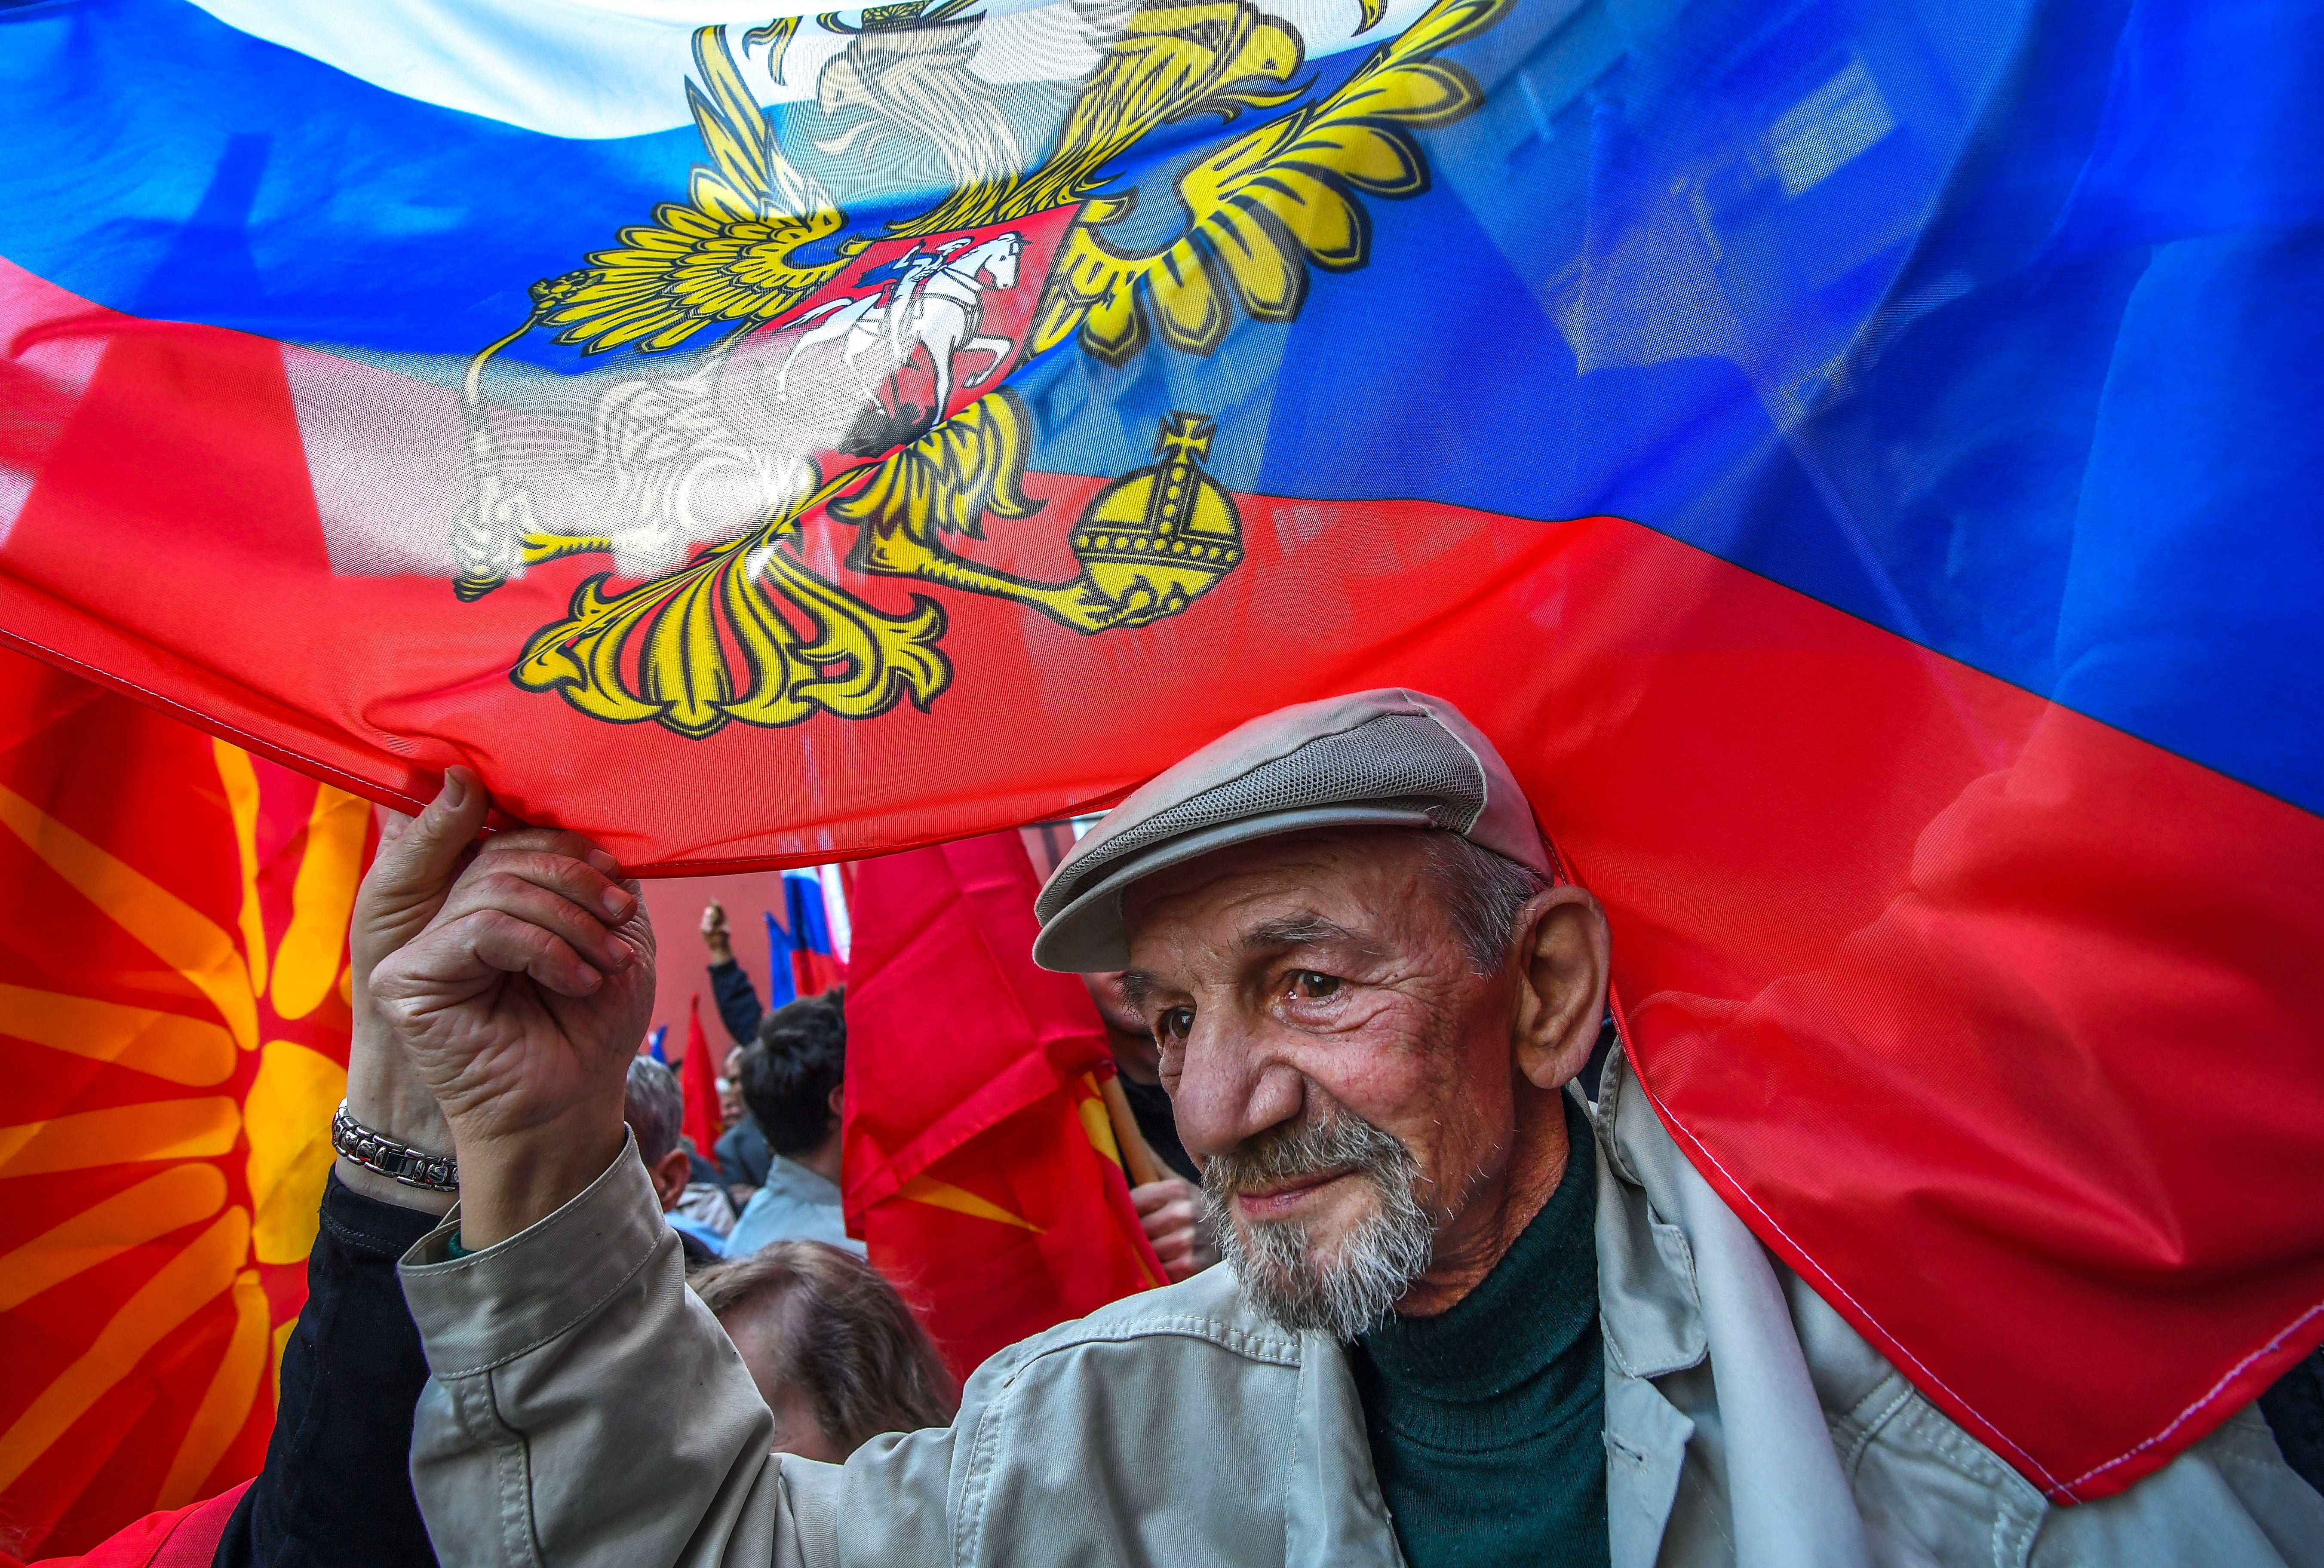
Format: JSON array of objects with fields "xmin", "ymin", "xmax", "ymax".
[
  {"xmin": 0, "ymin": 647, "xmax": 373, "ymax": 1557},
  {"xmin": 842, "ymin": 831, "xmax": 1163, "ymax": 1380},
  {"xmin": 1, "ymin": 0, "xmax": 2322, "ymax": 1499}
]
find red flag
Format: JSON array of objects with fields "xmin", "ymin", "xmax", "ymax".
[
  {"xmin": 2, "ymin": 1479, "xmax": 249, "ymax": 1568},
  {"xmin": 0, "ymin": 647, "xmax": 373, "ymax": 1556},
  {"xmin": 841, "ymin": 832, "xmax": 1162, "ymax": 1381},
  {"xmin": 792, "ymin": 951, "xmax": 846, "ymax": 1000},
  {"xmin": 680, "ymin": 994, "xmax": 721, "ymax": 1169}
]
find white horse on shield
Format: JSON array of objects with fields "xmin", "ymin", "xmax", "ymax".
[{"xmin": 773, "ymin": 231, "xmax": 1025, "ymax": 430}]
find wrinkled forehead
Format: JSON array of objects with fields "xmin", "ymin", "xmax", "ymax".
[{"xmin": 1119, "ymin": 826, "xmax": 1442, "ymax": 964}]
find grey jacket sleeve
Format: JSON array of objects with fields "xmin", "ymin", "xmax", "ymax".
[
  {"xmin": 400, "ymin": 1140, "xmax": 849, "ymax": 1568},
  {"xmin": 394, "ymin": 1133, "xmax": 1370, "ymax": 1568}
]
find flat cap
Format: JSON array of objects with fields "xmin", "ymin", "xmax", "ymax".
[{"xmin": 1032, "ymin": 689, "xmax": 1551, "ymax": 971}]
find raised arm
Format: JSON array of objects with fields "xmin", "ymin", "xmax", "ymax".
[
  {"xmin": 215, "ymin": 789, "xmax": 474, "ymax": 1568},
  {"xmin": 365, "ymin": 778, "xmax": 805, "ymax": 1566},
  {"xmin": 703, "ymin": 899, "xmax": 768, "ymax": 1046}
]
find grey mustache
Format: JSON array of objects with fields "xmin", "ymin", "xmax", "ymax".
[
  {"xmin": 1202, "ymin": 1102, "xmax": 1435, "ymax": 1342},
  {"xmin": 1203, "ymin": 1104, "xmax": 1409, "ymax": 1194}
]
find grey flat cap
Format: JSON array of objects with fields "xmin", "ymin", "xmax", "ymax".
[{"xmin": 1032, "ymin": 689, "xmax": 1552, "ymax": 971}]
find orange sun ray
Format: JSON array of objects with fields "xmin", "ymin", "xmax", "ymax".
[
  {"xmin": 1, "ymin": 664, "xmax": 378, "ymax": 1553},
  {"xmin": 0, "ymin": 784, "xmax": 257, "ymax": 1052},
  {"xmin": 897, "ymin": 1172, "xmax": 1044, "ymax": 1233},
  {"xmin": 0, "ymin": 1209, "xmax": 249, "ymax": 1495},
  {"xmin": 0, "ymin": 1099, "xmax": 241, "ymax": 1178},
  {"xmin": 0, "ymin": 983, "xmax": 236, "ymax": 1088},
  {"xmin": 155, "ymin": 1266, "xmax": 269, "ymax": 1508},
  {"xmin": 0, "ymin": 1166, "xmax": 229, "ymax": 1313}
]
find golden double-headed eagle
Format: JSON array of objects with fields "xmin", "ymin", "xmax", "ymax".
[{"xmin": 452, "ymin": 0, "xmax": 1511, "ymax": 738}]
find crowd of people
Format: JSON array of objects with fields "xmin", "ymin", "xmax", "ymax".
[
  {"xmin": 644, "ymin": 897, "xmax": 1215, "ymax": 1277},
  {"xmin": 168, "ymin": 690, "xmax": 2324, "ymax": 1567}
]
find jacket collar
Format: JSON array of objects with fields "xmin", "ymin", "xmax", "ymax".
[
  {"xmin": 1583, "ymin": 1050, "xmax": 1708, "ymax": 1381},
  {"xmin": 763, "ymin": 1153, "xmax": 843, "ymax": 1207}
]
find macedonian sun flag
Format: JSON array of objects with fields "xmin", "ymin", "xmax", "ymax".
[
  {"xmin": 0, "ymin": 647, "xmax": 373, "ymax": 1557},
  {"xmin": 843, "ymin": 831, "xmax": 1162, "ymax": 1380},
  {"xmin": 2, "ymin": 0, "xmax": 2321, "ymax": 1503}
]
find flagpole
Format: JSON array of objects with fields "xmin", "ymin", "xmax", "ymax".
[{"xmin": 1098, "ymin": 1076, "xmax": 1162, "ymax": 1188}]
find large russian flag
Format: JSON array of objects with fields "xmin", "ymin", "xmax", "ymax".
[{"xmin": 1, "ymin": 0, "xmax": 2320, "ymax": 1507}]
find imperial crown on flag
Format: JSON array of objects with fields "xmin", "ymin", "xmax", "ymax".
[{"xmin": 0, "ymin": 0, "xmax": 2321, "ymax": 1514}]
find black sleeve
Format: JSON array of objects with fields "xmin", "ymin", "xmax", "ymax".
[
  {"xmin": 709, "ymin": 958, "xmax": 763, "ymax": 1046},
  {"xmin": 212, "ymin": 1174, "xmax": 441, "ymax": 1568}
]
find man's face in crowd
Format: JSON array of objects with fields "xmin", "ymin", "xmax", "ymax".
[
  {"xmin": 1082, "ymin": 969, "xmax": 1163, "ymax": 1084},
  {"xmin": 1122, "ymin": 828, "xmax": 1559, "ymax": 1338},
  {"xmin": 720, "ymin": 1046, "xmax": 746, "ymax": 1130}
]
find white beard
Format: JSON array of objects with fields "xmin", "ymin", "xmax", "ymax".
[{"xmin": 1204, "ymin": 1108, "xmax": 1435, "ymax": 1343}]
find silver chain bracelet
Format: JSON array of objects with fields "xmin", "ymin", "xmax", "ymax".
[{"xmin": 331, "ymin": 1100, "xmax": 459, "ymax": 1192}]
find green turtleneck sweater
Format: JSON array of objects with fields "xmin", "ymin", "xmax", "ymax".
[{"xmin": 1350, "ymin": 1093, "xmax": 1608, "ymax": 1568}]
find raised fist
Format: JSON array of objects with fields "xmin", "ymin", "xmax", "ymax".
[
  {"xmin": 368, "ymin": 773, "xmax": 657, "ymax": 1245},
  {"xmin": 700, "ymin": 897, "xmax": 734, "ymax": 963}
]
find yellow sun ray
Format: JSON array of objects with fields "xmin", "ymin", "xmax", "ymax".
[
  {"xmin": 0, "ymin": 1208, "xmax": 248, "ymax": 1494},
  {"xmin": 0, "ymin": 1165, "xmax": 228, "ymax": 1312},
  {"xmin": 1076, "ymin": 1081, "xmax": 1121, "ymax": 1166},
  {"xmin": 0, "ymin": 1099, "xmax": 240, "ymax": 1178},
  {"xmin": 0, "ymin": 785, "xmax": 256, "ymax": 1052},
  {"xmin": 897, "ymin": 1172, "xmax": 1043, "ymax": 1233},
  {"xmin": 155, "ymin": 1267, "xmax": 269, "ymax": 1509},
  {"xmin": 0, "ymin": 984, "xmax": 235, "ymax": 1088},
  {"xmin": 269, "ymin": 786, "xmax": 367, "ymax": 1021},
  {"xmin": 244, "ymin": 1041, "xmax": 347, "ymax": 1265},
  {"xmin": 1077, "ymin": 1077, "xmax": 1162, "ymax": 1289},
  {"xmin": 211, "ymin": 740, "xmax": 269, "ymax": 1002}
]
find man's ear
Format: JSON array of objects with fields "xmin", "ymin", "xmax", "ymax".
[
  {"xmin": 1509, "ymin": 887, "xmax": 1610, "ymax": 1092},
  {"xmin": 649, "ymin": 1145, "xmax": 692, "ymax": 1209}
]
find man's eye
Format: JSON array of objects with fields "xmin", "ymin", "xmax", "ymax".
[
  {"xmin": 1158, "ymin": 1007, "xmax": 1195, "ymax": 1040},
  {"xmin": 1289, "ymin": 970, "xmax": 1342, "ymax": 1000}
]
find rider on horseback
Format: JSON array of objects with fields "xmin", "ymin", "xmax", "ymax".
[{"xmin": 883, "ymin": 236, "xmax": 977, "ymax": 372}]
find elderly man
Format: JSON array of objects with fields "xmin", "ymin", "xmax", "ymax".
[
  {"xmin": 625, "ymin": 1056, "xmax": 735, "ymax": 1264},
  {"xmin": 371, "ymin": 692, "xmax": 2321, "ymax": 1566}
]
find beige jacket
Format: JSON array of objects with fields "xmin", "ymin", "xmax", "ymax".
[{"xmin": 401, "ymin": 1048, "xmax": 2324, "ymax": 1567}]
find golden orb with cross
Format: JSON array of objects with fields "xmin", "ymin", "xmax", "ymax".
[{"xmin": 1068, "ymin": 411, "xmax": 1245, "ymax": 627}]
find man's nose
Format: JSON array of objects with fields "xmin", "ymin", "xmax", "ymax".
[{"xmin": 1170, "ymin": 1016, "xmax": 1303, "ymax": 1161}]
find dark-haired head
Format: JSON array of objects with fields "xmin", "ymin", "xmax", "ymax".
[{"xmin": 740, "ymin": 988, "xmax": 847, "ymax": 1158}]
